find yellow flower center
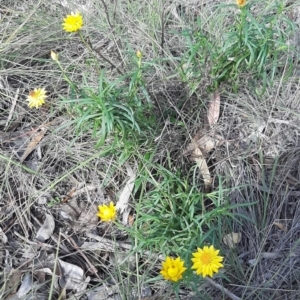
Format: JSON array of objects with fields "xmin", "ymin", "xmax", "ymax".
[
  {"xmin": 167, "ymin": 265, "xmax": 178, "ymax": 278},
  {"xmin": 103, "ymin": 209, "xmax": 111, "ymax": 217},
  {"xmin": 201, "ymin": 253, "xmax": 212, "ymax": 264}
]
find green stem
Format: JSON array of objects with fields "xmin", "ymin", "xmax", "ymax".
[{"xmin": 55, "ymin": 60, "xmax": 80, "ymax": 93}]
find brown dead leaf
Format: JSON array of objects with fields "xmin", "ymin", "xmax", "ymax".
[
  {"xmin": 207, "ymin": 89, "xmax": 220, "ymax": 128},
  {"xmin": 197, "ymin": 135, "xmax": 217, "ymax": 154},
  {"xmin": 223, "ymin": 232, "xmax": 241, "ymax": 248},
  {"xmin": 273, "ymin": 221, "xmax": 288, "ymax": 232},
  {"xmin": 16, "ymin": 272, "xmax": 32, "ymax": 298},
  {"xmin": 4, "ymin": 269, "xmax": 22, "ymax": 297},
  {"xmin": 128, "ymin": 214, "xmax": 135, "ymax": 226},
  {"xmin": 58, "ymin": 259, "xmax": 90, "ymax": 292},
  {"xmin": 36, "ymin": 214, "xmax": 55, "ymax": 242},
  {"xmin": 193, "ymin": 147, "xmax": 211, "ymax": 188},
  {"xmin": 0, "ymin": 227, "xmax": 8, "ymax": 243},
  {"xmin": 85, "ymin": 284, "xmax": 119, "ymax": 300},
  {"xmin": 185, "ymin": 132, "xmax": 224, "ymax": 158},
  {"xmin": 185, "ymin": 134, "xmax": 213, "ymax": 189},
  {"xmin": 20, "ymin": 126, "xmax": 47, "ymax": 162},
  {"xmin": 62, "ymin": 186, "xmax": 77, "ymax": 203},
  {"xmin": 58, "ymin": 197, "xmax": 98, "ymax": 232},
  {"xmin": 116, "ymin": 164, "xmax": 136, "ymax": 225},
  {"xmin": 75, "ymin": 205, "xmax": 98, "ymax": 230}
]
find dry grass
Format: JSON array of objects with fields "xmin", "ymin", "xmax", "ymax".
[{"xmin": 1, "ymin": 0, "xmax": 300, "ymax": 299}]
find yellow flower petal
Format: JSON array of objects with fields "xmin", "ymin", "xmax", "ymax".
[
  {"xmin": 62, "ymin": 12, "xmax": 83, "ymax": 33},
  {"xmin": 191, "ymin": 245, "xmax": 224, "ymax": 278},
  {"xmin": 97, "ymin": 202, "xmax": 116, "ymax": 222},
  {"xmin": 27, "ymin": 88, "xmax": 47, "ymax": 109},
  {"xmin": 160, "ymin": 256, "xmax": 187, "ymax": 282}
]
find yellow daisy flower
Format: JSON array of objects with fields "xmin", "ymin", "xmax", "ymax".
[
  {"xmin": 27, "ymin": 88, "xmax": 47, "ymax": 109},
  {"xmin": 97, "ymin": 202, "xmax": 116, "ymax": 222},
  {"xmin": 236, "ymin": 0, "xmax": 246, "ymax": 8},
  {"xmin": 160, "ymin": 256, "xmax": 187, "ymax": 282},
  {"xmin": 62, "ymin": 12, "xmax": 83, "ymax": 32},
  {"xmin": 191, "ymin": 245, "xmax": 224, "ymax": 277}
]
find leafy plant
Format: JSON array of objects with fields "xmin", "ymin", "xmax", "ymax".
[
  {"xmin": 63, "ymin": 71, "xmax": 141, "ymax": 146},
  {"xmin": 52, "ymin": 18, "xmax": 155, "ymax": 148},
  {"xmin": 134, "ymin": 164, "xmax": 254, "ymax": 256},
  {"xmin": 181, "ymin": 0, "xmax": 295, "ymax": 93}
]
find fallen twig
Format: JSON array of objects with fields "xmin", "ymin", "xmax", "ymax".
[{"xmin": 205, "ymin": 277, "xmax": 241, "ymax": 300}]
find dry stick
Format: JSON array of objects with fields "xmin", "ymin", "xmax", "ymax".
[
  {"xmin": 100, "ymin": 0, "xmax": 113, "ymax": 29},
  {"xmin": 94, "ymin": 47, "xmax": 123, "ymax": 76},
  {"xmin": 85, "ymin": 35, "xmax": 123, "ymax": 76},
  {"xmin": 4, "ymin": 88, "xmax": 19, "ymax": 130},
  {"xmin": 98, "ymin": 0, "xmax": 124, "ymax": 65},
  {"xmin": 205, "ymin": 277, "xmax": 241, "ymax": 300}
]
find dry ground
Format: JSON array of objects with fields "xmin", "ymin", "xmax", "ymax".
[{"xmin": 1, "ymin": 0, "xmax": 300, "ymax": 299}]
